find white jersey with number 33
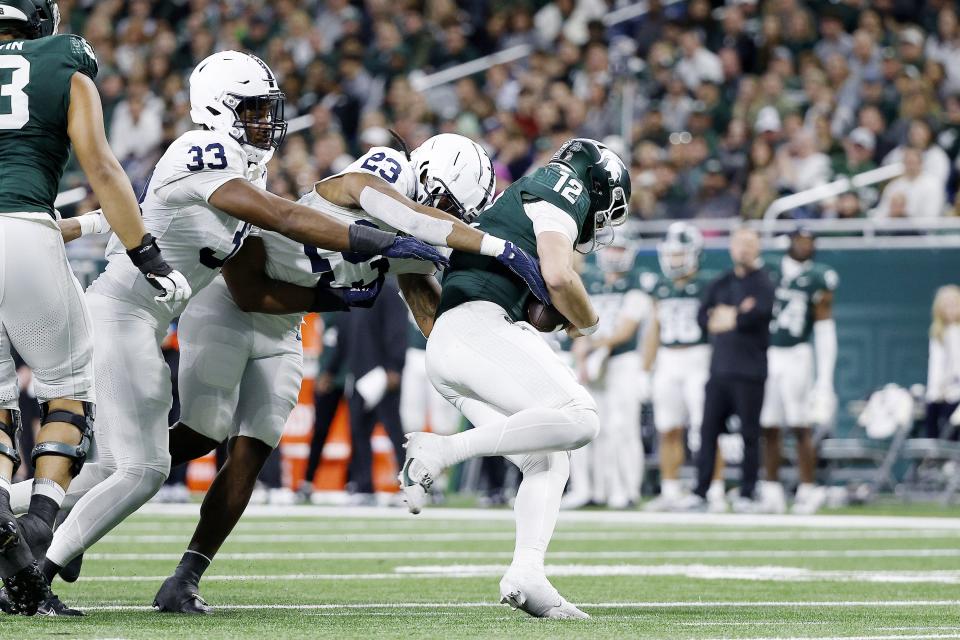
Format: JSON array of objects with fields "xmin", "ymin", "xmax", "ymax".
[{"xmin": 89, "ymin": 129, "xmax": 266, "ymax": 322}]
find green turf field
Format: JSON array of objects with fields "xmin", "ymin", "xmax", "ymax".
[{"xmin": 2, "ymin": 503, "xmax": 959, "ymax": 639}]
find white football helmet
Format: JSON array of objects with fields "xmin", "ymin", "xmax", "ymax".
[
  {"xmin": 657, "ymin": 221, "xmax": 703, "ymax": 280},
  {"xmin": 189, "ymin": 51, "xmax": 287, "ymax": 164},
  {"xmin": 409, "ymin": 134, "xmax": 495, "ymax": 223}
]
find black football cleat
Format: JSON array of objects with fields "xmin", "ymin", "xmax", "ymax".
[
  {"xmin": 153, "ymin": 575, "xmax": 212, "ymax": 614},
  {"xmin": 0, "ymin": 585, "xmax": 13, "ymax": 614},
  {"xmin": 58, "ymin": 553, "xmax": 84, "ymax": 583},
  {"xmin": 1, "ymin": 562, "xmax": 46, "ymax": 616},
  {"xmin": 17, "ymin": 514, "xmax": 53, "ymax": 562},
  {"xmin": 0, "ymin": 515, "xmax": 45, "ymax": 616},
  {"xmin": 37, "ymin": 591, "xmax": 83, "ymax": 616}
]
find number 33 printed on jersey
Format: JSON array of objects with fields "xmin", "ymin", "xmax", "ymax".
[{"xmin": 0, "ymin": 55, "xmax": 30, "ymax": 130}]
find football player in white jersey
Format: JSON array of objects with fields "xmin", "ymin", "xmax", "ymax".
[
  {"xmin": 4, "ymin": 50, "xmax": 468, "ymax": 612},
  {"xmin": 151, "ymin": 133, "xmax": 504, "ymax": 614}
]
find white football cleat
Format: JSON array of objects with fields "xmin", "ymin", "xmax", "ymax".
[
  {"xmin": 398, "ymin": 432, "xmax": 446, "ymax": 515},
  {"xmin": 499, "ymin": 568, "xmax": 589, "ymax": 619},
  {"xmin": 792, "ymin": 483, "xmax": 827, "ymax": 515}
]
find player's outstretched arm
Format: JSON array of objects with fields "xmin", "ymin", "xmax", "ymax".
[
  {"xmin": 221, "ymin": 236, "xmax": 382, "ymax": 314},
  {"xmin": 319, "ymin": 172, "xmax": 550, "ymax": 302},
  {"xmin": 208, "ymin": 178, "xmax": 445, "ymax": 268},
  {"xmin": 397, "ymin": 273, "xmax": 441, "ymax": 338},
  {"xmin": 69, "ymin": 74, "xmax": 190, "ymax": 302},
  {"xmin": 321, "ymin": 172, "xmax": 489, "ymax": 253},
  {"xmin": 536, "ymin": 231, "xmax": 599, "ymax": 336},
  {"xmin": 67, "ymin": 73, "xmax": 147, "ymax": 250}
]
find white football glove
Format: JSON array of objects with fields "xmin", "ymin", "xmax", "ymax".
[
  {"xmin": 127, "ymin": 233, "xmax": 192, "ymax": 303},
  {"xmin": 584, "ymin": 346, "xmax": 610, "ymax": 383},
  {"xmin": 78, "ymin": 208, "xmax": 112, "ymax": 236},
  {"xmin": 637, "ymin": 369, "xmax": 653, "ymax": 403},
  {"xmin": 147, "ymin": 269, "xmax": 192, "ymax": 303},
  {"xmin": 808, "ymin": 385, "xmax": 838, "ymax": 428}
]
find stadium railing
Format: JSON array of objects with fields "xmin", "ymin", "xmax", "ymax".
[{"xmin": 761, "ymin": 163, "xmax": 906, "ymax": 228}]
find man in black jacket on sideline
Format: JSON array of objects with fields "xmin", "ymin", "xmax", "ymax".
[
  {"xmin": 682, "ymin": 227, "xmax": 774, "ymax": 512},
  {"xmin": 339, "ymin": 278, "xmax": 408, "ymax": 504}
]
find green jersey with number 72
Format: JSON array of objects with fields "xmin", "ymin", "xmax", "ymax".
[{"xmin": 0, "ymin": 33, "xmax": 97, "ymax": 217}]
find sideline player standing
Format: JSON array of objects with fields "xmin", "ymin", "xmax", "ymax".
[
  {"xmin": 566, "ymin": 237, "xmax": 648, "ymax": 509},
  {"xmin": 760, "ymin": 227, "xmax": 838, "ymax": 514},
  {"xmin": 0, "ymin": 0, "xmax": 187, "ymax": 614},
  {"xmin": 641, "ymin": 222, "xmax": 725, "ymax": 512},
  {"xmin": 400, "ymin": 138, "xmax": 631, "ymax": 618}
]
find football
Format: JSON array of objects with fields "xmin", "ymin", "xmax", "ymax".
[{"xmin": 525, "ymin": 298, "xmax": 570, "ymax": 332}]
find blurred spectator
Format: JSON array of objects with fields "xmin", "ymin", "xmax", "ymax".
[
  {"xmin": 676, "ymin": 30, "xmax": 723, "ymax": 90},
  {"xmin": 45, "ymin": 0, "xmax": 958, "ymax": 224},
  {"xmin": 884, "ymin": 119, "xmax": 951, "ymax": 188},
  {"xmin": 873, "ymin": 148, "xmax": 946, "ymax": 219},
  {"xmin": 925, "ymin": 285, "xmax": 960, "ymax": 439},
  {"xmin": 776, "ymin": 129, "xmax": 831, "ymax": 194}
]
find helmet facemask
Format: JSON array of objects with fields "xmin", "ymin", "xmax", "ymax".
[
  {"xmin": 223, "ymin": 92, "xmax": 287, "ymax": 162},
  {"xmin": 417, "ymin": 166, "xmax": 494, "ymax": 224}
]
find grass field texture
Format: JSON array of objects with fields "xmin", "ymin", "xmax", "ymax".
[{"xmin": 2, "ymin": 503, "xmax": 959, "ymax": 639}]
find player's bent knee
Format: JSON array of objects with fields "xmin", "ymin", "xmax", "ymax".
[
  {"xmin": 0, "ymin": 410, "xmax": 23, "ymax": 474},
  {"xmin": 517, "ymin": 451, "xmax": 569, "ymax": 480},
  {"xmin": 568, "ymin": 406, "xmax": 600, "ymax": 450},
  {"xmin": 32, "ymin": 402, "xmax": 95, "ymax": 477}
]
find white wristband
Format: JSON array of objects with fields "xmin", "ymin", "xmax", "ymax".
[
  {"xmin": 78, "ymin": 210, "xmax": 105, "ymax": 236},
  {"xmin": 579, "ymin": 320, "xmax": 600, "ymax": 336},
  {"xmin": 479, "ymin": 234, "xmax": 507, "ymax": 257}
]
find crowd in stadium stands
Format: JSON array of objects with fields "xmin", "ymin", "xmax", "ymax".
[{"xmin": 55, "ymin": 0, "xmax": 960, "ymax": 223}]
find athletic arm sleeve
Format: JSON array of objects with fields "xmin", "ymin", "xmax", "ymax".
[
  {"xmin": 357, "ymin": 186, "xmax": 454, "ymax": 246},
  {"xmin": 813, "ymin": 318, "xmax": 837, "ymax": 391}
]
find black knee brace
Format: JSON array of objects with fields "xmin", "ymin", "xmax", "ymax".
[
  {"xmin": 33, "ymin": 402, "xmax": 94, "ymax": 477},
  {"xmin": 0, "ymin": 409, "xmax": 22, "ymax": 474}
]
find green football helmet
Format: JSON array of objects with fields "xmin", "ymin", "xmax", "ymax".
[
  {"xmin": 550, "ymin": 138, "xmax": 631, "ymax": 252},
  {"xmin": 0, "ymin": 0, "xmax": 59, "ymax": 38}
]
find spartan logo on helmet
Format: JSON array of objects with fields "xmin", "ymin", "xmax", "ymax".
[{"xmin": 550, "ymin": 138, "xmax": 631, "ymax": 253}]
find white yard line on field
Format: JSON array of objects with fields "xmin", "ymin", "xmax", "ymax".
[
  {"xmin": 95, "ymin": 530, "xmax": 960, "ymax": 544},
  {"xmin": 83, "ymin": 548, "xmax": 960, "ymax": 562},
  {"xmin": 74, "ymin": 600, "xmax": 960, "ymax": 612},
  {"xmin": 73, "ymin": 564, "xmax": 960, "ymax": 584},
  {"xmin": 136, "ymin": 504, "xmax": 960, "ymax": 530},
  {"xmin": 107, "ymin": 525, "xmax": 960, "ymax": 542}
]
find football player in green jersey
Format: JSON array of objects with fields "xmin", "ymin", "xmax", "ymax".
[
  {"xmin": 640, "ymin": 222, "xmax": 727, "ymax": 512},
  {"xmin": 760, "ymin": 227, "xmax": 838, "ymax": 515},
  {"xmin": 564, "ymin": 236, "xmax": 649, "ymax": 509},
  {"xmin": 398, "ymin": 138, "xmax": 629, "ymax": 618},
  {"xmin": 0, "ymin": 0, "xmax": 187, "ymax": 615}
]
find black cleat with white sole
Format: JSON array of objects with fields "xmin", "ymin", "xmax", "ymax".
[
  {"xmin": 0, "ymin": 516, "xmax": 46, "ymax": 616},
  {"xmin": 153, "ymin": 575, "xmax": 212, "ymax": 614},
  {"xmin": 37, "ymin": 591, "xmax": 83, "ymax": 616}
]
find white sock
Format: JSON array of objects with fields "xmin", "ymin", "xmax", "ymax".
[
  {"xmin": 661, "ymin": 479, "xmax": 682, "ymax": 499},
  {"xmin": 508, "ymin": 452, "xmax": 569, "ymax": 575},
  {"xmin": 33, "ymin": 477, "xmax": 66, "ymax": 507},
  {"xmin": 444, "ymin": 407, "xmax": 596, "ymax": 466},
  {"xmin": 566, "ymin": 446, "xmax": 591, "ymax": 497},
  {"xmin": 707, "ymin": 479, "xmax": 725, "ymax": 501}
]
